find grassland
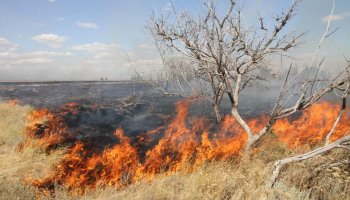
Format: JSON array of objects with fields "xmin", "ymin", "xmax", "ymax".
[{"xmin": 0, "ymin": 102, "xmax": 348, "ymax": 200}]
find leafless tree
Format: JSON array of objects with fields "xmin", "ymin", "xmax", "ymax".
[
  {"xmin": 151, "ymin": 0, "xmax": 299, "ymax": 122},
  {"xmin": 149, "ymin": 0, "xmax": 350, "ymax": 150}
]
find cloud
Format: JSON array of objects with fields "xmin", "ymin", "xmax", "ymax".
[
  {"xmin": 71, "ymin": 42, "xmax": 161, "ymax": 70},
  {"xmin": 321, "ymin": 12, "xmax": 350, "ymax": 23},
  {"xmin": 0, "ymin": 37, "xmax": 18, "ymax": 52},
  {"xmin": 0, "ymin": 51, "xmax": 73, "ymax": 65},
  {"xmin": 48, "ymin": 0, "xmax": 55, "ymax": 2},
  {"xmin": 72, "ymin": 42, "xmax": 123, "ymax": 65},
  {"xmin": 0, "ymin": 41, "xmax": 161, "ymax": 81},
  {"xmin": 76, "ymin": 21, "xmax": 98, "ymax": 30},
  {"xmin": 72, "ymin": 42, "xmax": 118, "ymax": 52},
  {"xmin": 32, "ymin": 33, "xmax": 67, "ymax": 48}
]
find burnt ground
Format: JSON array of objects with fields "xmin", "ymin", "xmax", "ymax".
[
  {"xmin": 0, "ymin": 81, "xmax": 281, "ymax": 113},
  {"xmin": 0, "ymin": 80, "xmax": 324, "ymax": 153},
  {"xmin": 0, "ymin": 81, "xmax": 209, "ymax": 153}
]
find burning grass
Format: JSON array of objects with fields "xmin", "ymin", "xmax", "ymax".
[
  {"xmin": 27, "ymin": 100, "xmax": 350, "ymax": 194},
  {"xmin": 0, "ymin": 102, "xmax": 64, "ymax": 200},
  {"xmin": 51, "ymin": 158, "xmax": 310, "ymax": 200},
  {"xmin": 39, "ymin": 142, "xmax": 349, "ymax": 200},
  {"xmin": 0, "ymin": 100, "xmax": 349, "ymax": 199}
]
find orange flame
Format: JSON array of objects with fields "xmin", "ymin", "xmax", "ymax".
[
  {"xmin": 19, "ymin": 103, "xmax": 79, "ymax": 151},
  {"xmin": 23, "ymin": 100, "xmax": 350, "ymax": 194},
  {"xmin": 7, "ymin": 99, "xmax": 20, "ymax": 106},
  {"xmin": 273, "ymin": 102, "xmax": 350, "ymax": 148}
]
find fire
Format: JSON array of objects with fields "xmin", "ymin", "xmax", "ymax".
[
  {"xmin": 272, "ymin": 102, "xmax": 350, "ymax": 148},
  {"xmin": 31, "ymin": 129, "xmax": 140, "ymax": 194},
  {"xmin": 28, "ymin": 100, "xmax": 250, "ymax": 193},
  {"xmin": 135, "ymin": 100, "xmax": 249, "ymax": 178},
  {"xmin": 19, "ymin": 103, "xmax": 79, "ymax": 151},
  {"xmin": 22, "ymin": 100, "xmax": 350, "ymax": 194},
  {"xmin": 7, "ymin": 99, "xmax": 19, "ymax": 106}
]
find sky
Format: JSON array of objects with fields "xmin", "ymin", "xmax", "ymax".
[{"xmin": 0, "ymin": 0, "xmax": 349, "ymax": 81}]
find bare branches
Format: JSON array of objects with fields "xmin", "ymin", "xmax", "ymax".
[
  {"xmin": 263, "ymin": 0, "xmax": 350, "ymax": 145},
  {"xmin": 149, "ymin": 0, "xmax": 303, "ymax": 135},
  {"xmin": 270, "ymin": 135, "xmax": 350, "ymax": 187},
  {"xmin": 116, "ymin": 94, "xmax": 141, "ymax": 115},
  {"xmin": 325, "ymin": 82, "xmax": 350, "ymax": 144},
  {"xmin": 150, "ymin": 0, "xmax": 302, "ymax": 79},
  {"xmin": 130, "ymin": 26, "xmax": 202, "ymax": 97},
  {"xmin": 148, "ymin": 0, "xmax": 350, "ymax": 152},
  {"xmin": 270, "ymin": 76, "xmax": 350, "ymax": 188},
  {"xmin": 272, "ymin": 72, "xmax": 349, "ymax": 120},
  {"xmin": 310, "ymin": 0, "xmax": 337, "ymax": 67},
  {"xmin": 261, "ymin": 0, "xmax": 303, "ymax": 52}
]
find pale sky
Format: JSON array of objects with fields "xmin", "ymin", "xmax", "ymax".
[{"xmin": 0, "ymin": 0, "xmax": 349, "ymax": 81}]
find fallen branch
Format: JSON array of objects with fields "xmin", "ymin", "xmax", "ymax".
[{"xmin": 270, "ymin": 134, "xmax": 350, "ymax": 187}]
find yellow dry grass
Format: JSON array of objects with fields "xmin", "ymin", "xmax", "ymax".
[{"xmin": 0, "ymin": 102, "xmax": 63, "ymax": 200}]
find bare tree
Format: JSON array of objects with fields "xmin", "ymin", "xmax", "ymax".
[
  {"xmin": 149, "ymin": 0, "xmax": 350, "ymax": 150},
  {"xmin": 150, "ymin": 0, "xmax": 301, "ymax": 122}
]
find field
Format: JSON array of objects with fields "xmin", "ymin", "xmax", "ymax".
[{"xmin": 0, "ymin": 82, "xmax": 349, "ymax": 200}]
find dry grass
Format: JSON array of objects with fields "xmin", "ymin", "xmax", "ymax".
[
  {"xmin": 0, "ymin": 102, "xmax": 32, "ymax": 146},
  {"xmin": 45, "ymin": 158, "xmax": 308, "ymax": 200},
  {"xmin": 105, "ymin": 160, "xmax": 307, "ymax": 200},
  {"xmin": 281, "ymin": 149, "xmax": 350, "ymax": 200},
  {"xmin": 0, "ymin": 102, "xmax": 63, "ymax": 200},
  {"xmin": 0, "ymin": 102, "xmax": 348, "ymax": 200}
]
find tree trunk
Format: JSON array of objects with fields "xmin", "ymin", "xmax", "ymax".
[
  {"xmin": 212, "ymin": 85, "xmax": 224, "ymax": 123},
  {"xmin": 213, "ymin": 102, "xmax": 222, "ymax": 122},
  {"xmin": 231, "ymin": 106, "xmax": 254, "ymax": 151}
]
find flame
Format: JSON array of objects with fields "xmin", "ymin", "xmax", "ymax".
[
  {"xmin": 22, "ymin": 100, "xmax": 350, "ymax": 194},
  {"xmin": 19, "ymin": 103, "xmax": 79, "ymax": 151},
  {"xmin": 31, "ymin": 129, "xmax": 140, "ymax": 194},
  {"xmin": 273, "ymin": 102, "xmax": 350, "ymax": 148},
  {"xmin": 7, "ymin": 99, "xmax": 19, "ymax": 106}
]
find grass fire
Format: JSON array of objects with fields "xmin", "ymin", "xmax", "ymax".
[
  {"xmin": 1, "ymin": 0, "xmax": 350, "ymax": 199},
  {"xmin": 6, "ymin": 98, "xmax": 350, "ymax": 199}
]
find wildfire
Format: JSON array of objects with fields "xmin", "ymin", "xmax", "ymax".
[
  {"xmin": 273, "ymin": 102, "xmax": 350, "ymax": 148},
  {"xmin": 31, "ymin": 129, "xmax": 140, "ymax": 194},
  {"xmin": 22, "ymin": 100, "xmax": 350, "ymax": 194},
  {"xmin": 19, "ymin": 103, "xmax": 79, "ymax": 151}
]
